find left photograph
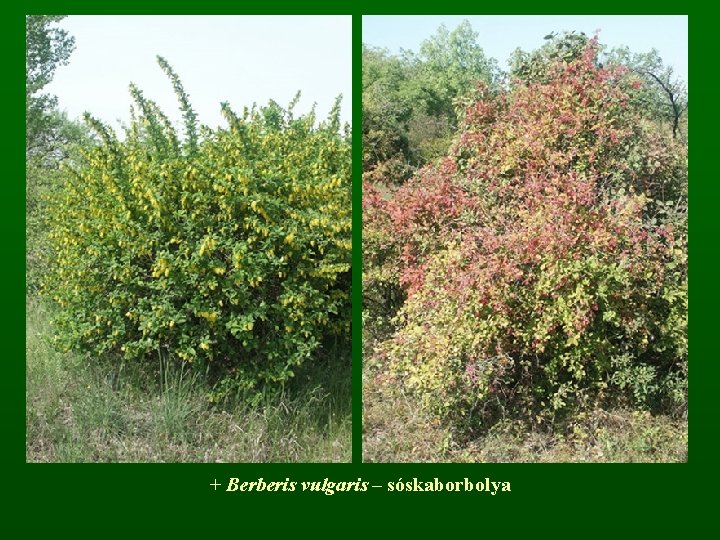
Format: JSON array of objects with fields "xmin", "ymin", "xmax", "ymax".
[{"xmin": 26, "ymin": 15, "xmax": 352, "ymax": 463}]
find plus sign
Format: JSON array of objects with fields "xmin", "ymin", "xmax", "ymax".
[{"xmin": 210, "ymin": 479, "xmax": 222, "ymax": 490}]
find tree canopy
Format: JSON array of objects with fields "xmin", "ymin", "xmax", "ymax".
[
  {"xmin": 362, "ymin": 21, "xmax": 500, "ymax": 182},
  {"xmin": 26, "ymin": 15, "xmax": 76, "ymax": 156}
]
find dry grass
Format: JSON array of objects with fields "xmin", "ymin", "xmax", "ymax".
[
  {"xmin": 26, "ymin": 299, "xmax": 351, "ymax": 463},
  {"xmin": 363, "ymin": 363, "xmax": 687, "ymax": 463}
]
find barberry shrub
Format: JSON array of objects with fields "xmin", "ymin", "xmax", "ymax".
[
  {"xmin": 364, "ymin": 41, "xmax": 687, "ymax": 428},
  {"xmin": 44, "ymin": 57, "xmax": 351, "ymax": 398}
]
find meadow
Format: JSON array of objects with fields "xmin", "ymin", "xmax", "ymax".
[{"xmin": 27, "ymin": 297, "xmax": 351, "ymax": 463}]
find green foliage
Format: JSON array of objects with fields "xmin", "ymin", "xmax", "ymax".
[
  {"xmin": 361, "ymin": 181, "xmax": 406, "ymax": 346},
  {"xmin": 26, "ymin": 15, "xmax": 76, "ymax": 156},
  {"xmin": 26, "ymin": 17, "xmax": 86, "ymax": 295},
  {"xmin": 606, "ymin": 47, "xmax": 688, "ymax": 141},
  {"xmin": 509, "ymin": 31, "xmax": 589, "ymax": 84},
  {"xmin": 26, "ymin": 112, "xmax": 91, "ymax": 295},
  {"xmin": 413, "ymin": 21, "xmax": 499, "ymax": 120},
  {"xmin": 44, "ymin": 58, "xmax": 351, "ymax": 399},
  {"xmin": 362, "ymin": 20, "xmax": 499, "ymax": 181},
  {"xmin": 361, "ymin": 46, "xmax": 414, "ymax": 180}
]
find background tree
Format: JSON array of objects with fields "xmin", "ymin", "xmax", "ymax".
[
  {"xmin": 413, "ymin": 21, "xmax": 499, "ymax": 116},
  {"xmin": 26, "ymin": 15, "xmax": 76, "ymax": 157},
  {"xmin": 26, "ymin": 16, "xmax": 83, "ymax": 294},
  {"xmin": 362, "ymin": 45, "xmax": 413, "ymax": 180},
  {"xmin": 362, "ymin": 20, "xmax": 499, "ymax": 182},
  {"xmin": 607, "ymin": 47, "xmax": 688, "ymax": 141}
]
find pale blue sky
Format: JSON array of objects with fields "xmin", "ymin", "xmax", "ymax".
[
  {"xmin": 45, "ymin": 16, "xmax": 352, "ymax": 132},
  {"xmin": 363, "ymin": 15, "xmax": 688, "ymax": 84}
]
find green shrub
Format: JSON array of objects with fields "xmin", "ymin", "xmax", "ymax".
[{"xmin": 44, "ymin": 57, "xmax": 351, "ymax": 398}]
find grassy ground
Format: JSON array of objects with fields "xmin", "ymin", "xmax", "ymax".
[
  {"xmin": 26, "ymin": 298, "xmax": 351, "ymax": 463},
  {"xmin": 363, "ymin": 363, "xmax": 687, "ymax": 463}
]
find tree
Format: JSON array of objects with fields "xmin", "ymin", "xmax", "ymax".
[
  {"xmin": 26, "ymin": 16, "xmax": 82, "ymax": 295},
  {"xmin": 362, "ymin": 21, "xmax": 499, "ymax": 180},
  {"xmin": 362, "ymin": 45, "xmax": 413, "ymax": 178},
  {"xmin": 404, "ymin": 21, "xmax": 500, "ymax": 165},
  {"xmin": 607, "ymin": 47, "xmax": 688, "ymax": 141},
  {"xmin": 414, "ymin": 20, "xmax": 499, "ymax": 117},
  {"xmin": 26, "ymin": 15, "xmax": 76, "ymax": 156}
]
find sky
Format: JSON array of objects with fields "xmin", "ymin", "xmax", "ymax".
[
  {"xmin": 363, "ymin": 16, "xmax": 688, "ymax": 85},
  {"xmin": 45, "ymin": 16, "xmax": 352, "ymax": 132}
]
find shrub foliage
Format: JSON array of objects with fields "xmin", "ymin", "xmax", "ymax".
[
  {"xmin": 45, "ymin": 58, "xmax": 351, "ymax": 395},
  {"xmin": 364, "ymin": 41, "xmax": 687, "ymax": 427}
]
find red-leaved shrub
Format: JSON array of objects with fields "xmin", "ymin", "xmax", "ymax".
[{"xmin": 364, "ymin": 40, "xmax": 687, "ymax": 427}]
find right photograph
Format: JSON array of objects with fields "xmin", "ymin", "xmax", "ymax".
[{"xmin": 362, "ymin": 15, "xmax": 688, "ymax": 463}]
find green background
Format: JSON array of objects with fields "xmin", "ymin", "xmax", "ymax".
[{"xmin": 7, "ymin": 1, "xmax": 714, "ymax": 533}]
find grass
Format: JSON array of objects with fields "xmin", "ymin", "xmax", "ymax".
[
  {"xmin": 26, "ymin": 298, "xmax": 351, "ymax": 463},
  {"xmin": 363, "ymin": 361, "xmax": 687, "ymax": 463}
]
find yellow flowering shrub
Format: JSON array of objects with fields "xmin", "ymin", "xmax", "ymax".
[{"xmin": 44, "ymin": 57, "xmax": 351, "ymax": 397}]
